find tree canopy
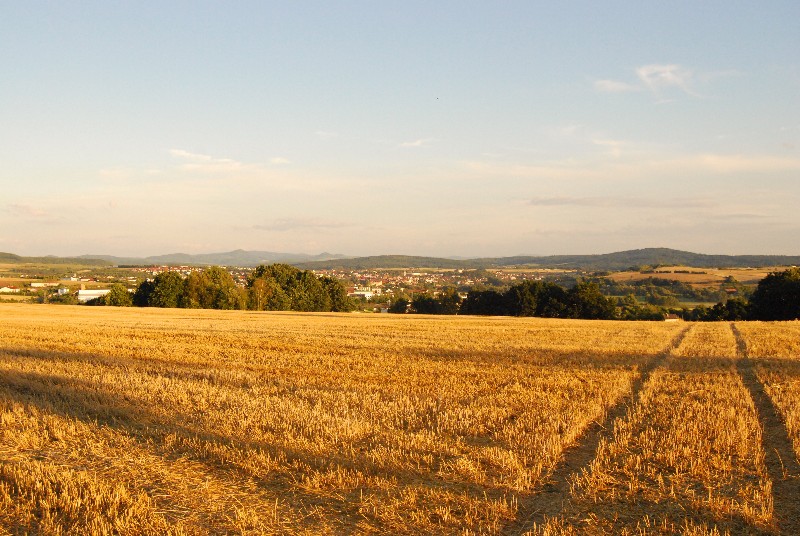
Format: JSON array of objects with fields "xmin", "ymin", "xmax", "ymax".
[{"xmin": 748, "ymin": 267, "xmax": 800, "ymax": 320}]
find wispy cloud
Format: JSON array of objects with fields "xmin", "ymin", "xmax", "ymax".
[
  {"xmin": 465, "ymin": 153, "xmax": 800, "ymax": 182},
  {"xmin": 592, "ymin": 138, "xmax": 625, "ymax": 158},
  {"xmin": 527, "ymin": 196, "xmax": 713, "ymax": 209},
  {"xmin": 7, "ymin": 203, "xmax": 50, "ymax": 218},
  {"xmin": 693, "ymin": 154, "xmax": 800, "ymax": 173},
  {"xmin": 399, "ymin": 138, "xmax": 436, "ymax": 148},
  {"xmin": 636, "ymin": 64, "xmax": 697, "ymax": 95},
  {"xmin": 254, "ymin": 218, "xmax": 354, "ymax": 232},
  {"xmin": 593, "ymin": 79, "xmax": 640, "ymax": 93},
  {"xmin": 170, "ymin": 149, "xmax": 248, "ymax": 173},
  {"xmin": 594, "ymin": 63, "xmax": 701, "ymax": 97}
]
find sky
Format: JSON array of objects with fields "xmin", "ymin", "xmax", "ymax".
[{"xmin": 1, "ymin": 2, "xmax": 799, "ymax": 258}]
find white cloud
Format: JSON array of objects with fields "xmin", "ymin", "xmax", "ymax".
[
  {"xmin": 169, "ymin": 149, "xmax": 247, "ymax": 173},
  {"xmin": 594, "ymin": 64, "xmax": 703, "ymax": 97},
  {"xmin": 399, "ymin": 138, "xmax": 436, "ymax": 148},
  {"xmin": 636, "ymin": 64, "xmax": 697, "ymax": 96},
  {"xmin": 591, "ymin": 138, "xmax": 625, "ymax": 158},
  {"xmin": 270, "ymin": 157, "xmax": 291, "ymax": 165},
  {"xmin": 692, "ymin": 154, "xmax": 800, "ymax": 173},
  {"xmin": 464, "ymin": 153, "xmax": 800, "ymax": 183},
  {"xmin": 593, "ymin": 79, "xmax": 640, "ymax": 93}
]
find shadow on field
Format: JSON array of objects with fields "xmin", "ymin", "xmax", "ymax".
[
  {"xmin": 1, "ymin": 344, "xmax": 639, "ymax": 530},
  {"xmin": 4, "ymin": 339, "xmax": 798, "ymax": 534},
  {"xmin": 0, "ymin": 364, "xmax": 391, "ymax": 526},
  {"xmin": 0, "ymin": 343, "xmax": 662, "ymax": 389},
  {"xmin": 506, "ymin": 325, "xmax": 800, "ymax": 536},
  {"xmin": 732, "ymin": 324, "xmax": 800, "ymax": 536}
]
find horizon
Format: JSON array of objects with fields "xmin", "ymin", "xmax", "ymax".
[
  {"xmin": 6, "ymin": 245, "xmax": 800, "ymax": 262},
  {"xmin": 2, "ymin": 3, "xmax": 799, "ymax": 257}
]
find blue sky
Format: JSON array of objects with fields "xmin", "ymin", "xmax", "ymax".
[{"xmin": 2, "ymin": 2, "xmax": 799, "ymax": 257}]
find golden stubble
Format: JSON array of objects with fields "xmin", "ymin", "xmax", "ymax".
[{"xmin": 4, "ymin": 305, "xmax": 794, "ymax": 534}]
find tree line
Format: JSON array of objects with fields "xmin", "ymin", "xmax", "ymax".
[
  {"xmin": 88, "ymin": 265, "xmax": 800, "ymax": 322},
  {"xmin": 392, "ymin": 280, "xmax": 618, "ymax": 320},
  {"xmin": 390, "ymin": 267, "xmax": 800, "ymax": 321},
  {"xmin": 686, "ymin": 267, "xmax": 800, "ymax": 321},
  {"xmin": 90, "ymin": 264, "xmax": 354, "ymax": 312}
]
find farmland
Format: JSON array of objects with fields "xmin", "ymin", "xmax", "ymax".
[{"xmin": 0, "ymin": 304, "xmax": 798, "ymax": 534}]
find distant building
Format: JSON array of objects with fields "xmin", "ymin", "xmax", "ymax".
[
  {"xmin": 0, "ymin": 286, "xmax": 20, "ymax": 293},
  {"xmin": 664, "ymin": 314, "xmax": 681, "ymax": 322}
]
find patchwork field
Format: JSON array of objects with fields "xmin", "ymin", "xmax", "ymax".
[
  {"xmin": 606, "ymin": 266, "xmax": 787, "ymax": 288},
  {"xmin": 0, "ymin": 304, "xmax": 798, "ymax": 535}
]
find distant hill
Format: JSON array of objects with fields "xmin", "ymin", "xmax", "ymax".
[
  {"xmin": 0, "ymin": 252, "xmax": 111, "ymax": 266},
  {"xmin": 296, "ymin": 248, "xmax": 800, "ymax": 271},
  {"xmin": 79, "ymin": 249, "xmax": 350, "ymax": 267},
  {"xmin": 296, "ymin": 255, "xmax": 476, "ymax": 270},
  {"xmin": 4, "ymin": 248, "xmax": 799, "ymax": 271}
]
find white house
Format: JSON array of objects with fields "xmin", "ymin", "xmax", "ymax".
[{"xmin": 0, "ymin": 286, "xmax": 20, "ymax": 293}]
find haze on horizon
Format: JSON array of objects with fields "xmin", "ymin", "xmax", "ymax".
[{"xmin": 1, "ymin": 2, "xmax": 799, "ymax": 259}]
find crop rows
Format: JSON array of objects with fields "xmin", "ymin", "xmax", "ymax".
[
  {"xmin": 1, "ymin": 305, "xmax": 799, "ymax": 534},
  {"xmin": 0, "ymin": 305, "xmax": 680, "ymax": 534}
]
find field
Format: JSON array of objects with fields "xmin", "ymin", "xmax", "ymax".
[
  {"xmin": 606, "ymin": 266, "xmax": 789, "ymax": 288},
  {"xmin": 0, "ymin": 305, "xmax": 799, "ymax": 535}
]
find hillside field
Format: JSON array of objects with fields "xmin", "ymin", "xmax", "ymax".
[
  {"xmin": 606, "ymin": 266, "xmax": 790, "ymax": 289},
  {"xmin": 0, "ymin": 304, "xmax": 799, "ymax": 535}
]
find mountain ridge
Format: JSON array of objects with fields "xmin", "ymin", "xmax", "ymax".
[{"xmin": 2, "ymin": 248, "xmax": 799, "ymax": 270}]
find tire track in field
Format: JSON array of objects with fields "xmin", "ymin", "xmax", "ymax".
[
  {"xmin": 505, "ymin": 325, "xmax": 693, "ymax": 536},
  {"xmin": 731, "ymin": 323, "xmax": 800, "ymax": 536}
]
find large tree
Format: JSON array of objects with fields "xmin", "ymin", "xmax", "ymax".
[
  {"xmin": 749, "ymin": 267, "xmax": 800, "ymax": 320},
  {"xmin": 505, "ymin": 280, "xmax": 568, "ymax": 317},
  {"xmin": 248, "ymin": 276, "xmax": 290, "ymax": 311},
  {"xmin": 459, "ymin": 289, "xmax": 509, "ymax": 316},
  {"xmin": 567, "ymin": 281, "xmax": 617, "ymax": 320},
  {"xmin": 103, "ymin": 283, "xmax": 133, "ymax": 307},
  {"xmin": 149, "ymin": 271, "xmax": 185, "ymax": 308},
  {"xmin": 182, "ymin": 267, "xmax": 245, "ymax": 310},
  {"xmin": 247, "ymin": 263, "xmax": 351, "ymax": 312}
]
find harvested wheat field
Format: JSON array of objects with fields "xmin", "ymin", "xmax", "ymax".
[{"xmin": 0, "ymin": 305, "xmax": 798, "ymax": 535}]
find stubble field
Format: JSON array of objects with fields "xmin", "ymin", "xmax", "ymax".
[{"xmin": 0, "ymin": 304, "xmax": 798, "ymax": 535}]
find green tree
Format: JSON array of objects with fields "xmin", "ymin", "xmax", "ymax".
[
  {"xmin": 103, "ymin": 283, "xmax": 133, "ymax": 307},
  {"xmin": 132, "ymin": 280, "xmax": 155, "ymax": 307},
  {"xmin": 567, "ymin": 281, "xmax": 616, "ymax": 319},
  {"xmin": 412, "ymin": 294, "xmax": 440, "ymax": 314},
  {"xmin": 749, "ymin": 267, "xmax": 800, "ymax": 320},
  {"xmin": 248, "ymin": 276, "xmax": 290, "ymax": 311},
  {"xmin": 505, "ymin": 280, "xmax": 567, "ymax": 317},
  {"xmin": 388, "ymin": 298, "xmax": 410, "ymax": 314},
  {"xmin": 437, "ymin": 288, "xmax": 462, "ymax": 315},
  {"xmin": 289, "ymin": 271, "xmax": 331, "ymax": 311},
  {"xmin": 149, "ymin": 271, "xmax": 184, "ymax": 308},
  {"xmin": 459, "ymin": 290, "xmax": 509, "ymax": 316},
  {"xmin": 248, "ymin": 264, "xmax": 352, "ymax": 312},
  {"xmin": 321, "ymin": 276, "xmax": 354, "ymax": 312},
  {"xmin": 181, "ymin": 267, "xmax": 245, "ymax": 310}
]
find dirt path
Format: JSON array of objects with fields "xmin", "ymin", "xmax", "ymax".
[
  {"xmin": 731, "ymin": 323, "xmax": 800, "ymax": 536},
  {"xmin": 504, "ymin": 325, "xmax": 692, "ymax": 535}
]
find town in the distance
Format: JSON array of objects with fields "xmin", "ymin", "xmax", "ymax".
[{"xmin": 1, "ymin": 248, "xmax": 798, "ymax": 322}]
